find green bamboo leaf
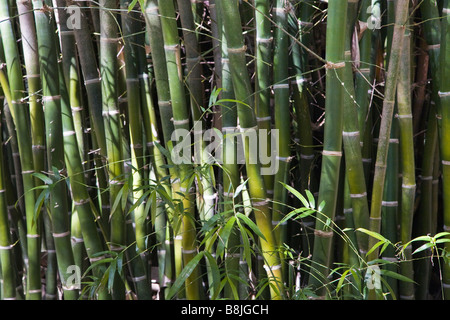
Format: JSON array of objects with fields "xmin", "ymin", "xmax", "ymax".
[
  {"xmin": 336, "ymin": 269, "xmax": 351, "ymax": 293},
  {"xmin": 166, "ymin": 252, "xmax": 205, "ymax": 300},
  {"xmin": 281, "ymin": 182, "xmax": 310, "ymax": 208},
  {"xmin": 32, "ymin": 172, "xmax": 53, "ymax": 185},
  {"xmin": 204, "ymin": 251, "xmax": 221, "ymax": 300},
  {"xmin": 367, "ymin": 240, "xmax": 385, "ymax": 257},
  {"xmin": 380, "ymin": 269, "xmax": 415, "ymax": 283},
  {"xmin": 236, "ymin": 212, "xmax": 266, "ymax": 241},
  {"xmin": 356, "ymin": 228, "xmax": 389, "ymax": 242},
  {"xmin": 305, "ymin": 189, "xmax": 315, "ymax": 209},
  {"xmin": 413, "ymin": 242, "xmax": 435, "ymax": 255},
  {"xmin": 234, "ymin": 178, "xmax": 249, "ymax": 199},
  {"xmin": 216, "ymin": 216, "xmax": 236, "ymax": 259},
  {"xmin": 434, "ymin": 232, "xmax": 450, "ymax": 239},
  {"xmin": 236, "ymin": 218, "xmax": 252, "ymax": 271}
]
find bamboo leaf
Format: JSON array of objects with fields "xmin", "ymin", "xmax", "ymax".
[
  {"xmin": 166, "ymin": 252, "xmax": 205, "ymax": 300},
  {"xmin": 236, "ymin": 212, "xmax": 266, "ymax": 241},
  {"xmin": 216, "ymin": 216, "xmax": 236, "ymax": 259},
  {"xmin": 281, "ymin": 182, "xmax": 310, "ymax": 208},
  {"xmin": 336, "ymin": 269, "xmax": 351, "ymax": 293},
  {"xmin": 234, "ymin": 178, "xmax": 249, "ymax": 199},
  {"xmin": 356, "ymin": 228, "xmax": 389, "ymax": 242},
  {"xmin": 413, "ymin": 242, "xmax": 435, "ymax": 255},
  {"xmin": 305, "ymin": 189, "xmax": 315, "ymax": 209},
  {"xmin": 380, "ymin": 269, "xmax": 415, "ymax": 283},
  {"xmin": 204, "ymin": 251, "xmax": 221, "ymax": 300}
]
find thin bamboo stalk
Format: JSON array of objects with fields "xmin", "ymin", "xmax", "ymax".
[
  {"xmin": 158, "ymin": 0, "xmax": 204, "ymax": 300},
  {"xmin": 439, "ymin": 0, "xmax": 450, "ymax": 300},
  {"xmin": 220, "ymin": 0, "xmax": 283, "ymax": 300},
  {"xmin": 307, "ymin": 0, "xmax": 347, "ymax": 297},
  {"xmin": 0, "ymin": 65, "xmax": 18, "ymax": 300},
  {"xmin": 33, "ymin": 0, "xmax": 79, "ymax": 299},
  {"xmin": 396, "ymin": 16, "xmax": 415, "ymax": 300},
  {"xmin": 368, "ymin": 0, "xmax": 409, "ymax": 261},
  {"xmin": 0, "ymin": 0, "xmax": 40, "ymax": 299}
]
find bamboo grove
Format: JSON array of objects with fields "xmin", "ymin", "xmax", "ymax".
[{"xmin": 0, "ymin": 0, "xmax": 450, "ymax": 300}]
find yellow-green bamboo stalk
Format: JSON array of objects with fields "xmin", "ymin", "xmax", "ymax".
[
  {"xmin": 0, "ymin": 0, "xmax": 40, "ymax": 299},
  {"xmin": 220, "ymin": 0, "xmax": 283, "ymax": 300}
]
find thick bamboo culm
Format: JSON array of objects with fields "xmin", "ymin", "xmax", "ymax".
[{"xmin": 0, "ymin": 0, "xmax": 449, "ymax": 301}]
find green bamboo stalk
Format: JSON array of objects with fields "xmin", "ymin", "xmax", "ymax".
[
  {"xmin": 307, "ymin": 0, "xmax": 347, "ymax": 297},
  {"xmin": 254, "ymin": 0, "xmax": 274, "ymax": 195},
  {"xmin": 144, "ymin": 0, "xmax": 180, "ymax": 298},
  {"xmin": 439, "ymin": 0, "xmax": 450, "ymax": 300},
  {"xmin": 99, "ymin": 0, "xmax": 126, "ymax": 299},
  {"xmin": 220, "ymin": 0, "xmax": 283, "ymax": 300},
  {"xmin": 396, "ymin": 16, "xmax": 415, "ymax": 300},
  {"xmin": 355, "ymin": 0, "xmax": 375, "ymax": 185},
  {"xmin": 176, "ymin": 3, "xmax": 217, "ymax": 295},
  {"xmin": 0, "ymin": 0, "xmax": 40, "ymax": 300},
  {"xmin": 272, "ymin": 0, "xmax": 291, "ymax": 271},
  {"xmin": 158, "ymin": 0, "xmax": 204, "ymax": 300},
  {"xmin": 214, "ymin": 0, "xmax": 242, "ymax": 298},
  {"xmin": 120, "ymin": 0, "xmax": 153, "ymax": 300},
  {"xmin": 376, "ymin": 0, "xmax": 399, "ymax": 300},
  {"xmin": 69, "ymin": 1, "xmax": 110, "ymax": 236},
  {"xmin": 414, "ymin": 102, "xmax": 438, "ymax": 299},
  {"xmin": 368, "ymin": 0, "xmax": 409, "ymax": 261},
  {"xmin": 341, "ymin": 0, "xmax": 370, "ymax": 257},
  {"xmin": 33, "ymin": 0, "xmax": 79, "ymax": 300},
  {"xmin": 0, "ymin": 65, "xmax": 18, "ymax": 300}
]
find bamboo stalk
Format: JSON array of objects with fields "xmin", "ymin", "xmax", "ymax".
[
  {"xmin": 0, "ymin": 0, "xmax": 41, "ymax": 299},
  {"xmin": 396, "ymin": 15, "xmax": 415, "ymax": 299},
  {"xmin": 220, "ymin": 0, "xmax": 283, "ymax": 300},
  {"xmin": 439, "ymin": 0, "xmax": 450, "ymax": 300},
  {"xmin": 158, "ymin": 0, "xmax": 204, "ymax": 300},
  {"xmin": 33, "ymin": 0, "xmax": 79, "ymax": 300},
  {"xmin": 0, "ymin": 64, "xmax": 19, "ymax": 300},
  {"xmin": 307, "ymin": 0, "xmax": 348, "ymax": 297},
  {"xmin": 368, "ymin": 0, "xmax": 409, "ymax": 261}
]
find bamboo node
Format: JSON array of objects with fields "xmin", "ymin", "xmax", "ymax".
[
  {"xmin": 438, "ymin": 91, "xmax": 450, "ymax": 97},
  {"xmin": 342, "ymin": 131, "xmax": 360, "ymax": 137},
  {"xmin": 273, "ymin": 83, "xmax": 290, "ymax": 90},
  {"xmin": 382, "ymin": 201, "xmax": 398, "ymax": 207},
  {"xmin": 350, "ymin": 192, "xmax": 367, "ymax": 199},
  {"xmin": 322, "ymin": 150, "xmax": 342, "ymax": 157},
  {"xmin": 314, "ymin": 229, "xmax": 333, "ymax": 238},
  {"xmin": 263, "ymin": 264, "xmax": 282, "ymax": 272},
  {"xmin": 227, "ymin": 45, "xmax": 247, "ymax": 54},
  {"xmin": 131, "ymin": 275, "xmax": 147, "ymax": 283},
  {"xmin": 53, "ymin": 231, "xmax": 70, "ymax": 238},
  {"xmin": 71, "ymin": 236, "xmax": 84, "ymax": 243},
  {"xmin": 182, "ymin": 248, "xmax": 198, "ymax": 255},
  {"xmin": 252, "ymin": 200, "xmax": 268, "ymax": 207},
  {"xmin": 324, "ymin": 61, "xmax": 345, "ymax": 69}
]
